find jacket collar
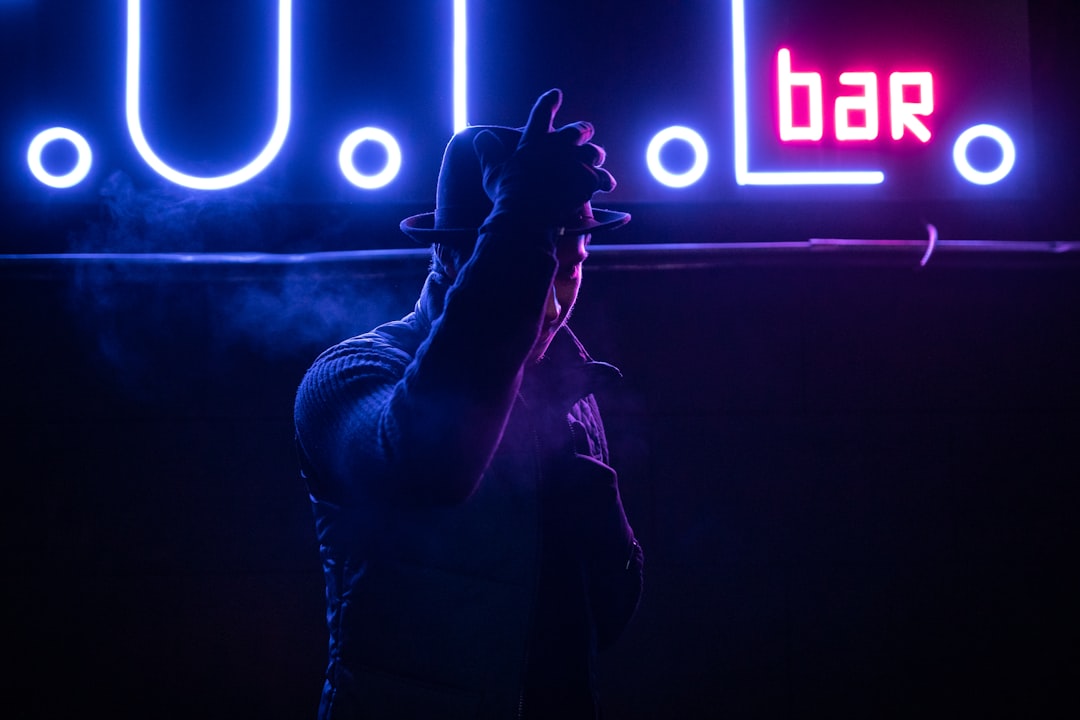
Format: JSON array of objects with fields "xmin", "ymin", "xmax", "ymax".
[
  {"xmin": 414, "ymin": 270, "xmax": 451, "ymax": 332},
  {"xmin": 523, "ymin": 330, "xmax": 622, "ymax": 414}
]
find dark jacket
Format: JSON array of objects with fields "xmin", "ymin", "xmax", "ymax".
[{"xmin": 294, "ymin": 226, "xmax": 643, "ymax": 719}]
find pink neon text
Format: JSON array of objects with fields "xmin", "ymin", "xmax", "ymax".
[{"xmin": 777, "ymin": 49, "xmax": 934, "ymax": 143}]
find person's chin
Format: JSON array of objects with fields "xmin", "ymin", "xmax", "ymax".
[{"xmin": 529, "ymin": 334, "xmax": 555, "ymax": 364}]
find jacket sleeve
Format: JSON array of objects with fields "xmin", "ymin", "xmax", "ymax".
[{"xmin": 295, "ymin": 221, "xmax": 559, "ymax": 506}]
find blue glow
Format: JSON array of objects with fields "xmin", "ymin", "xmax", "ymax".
[
  {"xmin": 454, "ymin": 0, "xmax": 468, "ymax": 132},
  {"xmin": 124, "ymin": 0, "xmax": 293, "ymax": 190},
  {"xmin": 646, "ymin": 126, "xmax": 709, "ymax": 188},
  {"xmin": 731, "ymin": 0, "xmax": 884, "ymax": 186},
  {"xmin": 338, "ymin": 127, "xmax": 402, "ymax": 189},
  {"xmin": 27, "ymin": 127, "xmax": 93, "ymax": 188},
  {"xmin": 952, "ymin": 124, "xmax": 1015, "ymax": 185}
]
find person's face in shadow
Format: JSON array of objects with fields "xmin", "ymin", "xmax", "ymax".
[{"xmin": 530, "ymin": 233, "xmax": 590, "ymax": 363}]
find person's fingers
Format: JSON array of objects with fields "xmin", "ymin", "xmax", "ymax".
[
  {"xmin": 522, "ymin": 89, "xmax": 562, "ymax": 142},
  {"xmin": 472, "ymin": 129, "xmax": 507, "ymax": 168},
  {"xmin": 569, "ymin": 164, "xmax": 616, "ymax": 198},
  {"xmin": 554, "ymin": 121, "xmax": 595, "ymax": 146},
  {"xmin": 593, "ymin": 166, "xmax": 616, "ymax": 193},
  {"xmin": 575, "ymin": 142, "xmax": 607, "ymax": 167}
]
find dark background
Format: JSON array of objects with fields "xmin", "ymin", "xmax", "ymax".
[
  {"xmin": 3, "ymin": 1, "xmax": 1080, "ymax": 718},
  {"xmin": 3, "ymin": 243, "xmax": 1078, "ymax": 719}
]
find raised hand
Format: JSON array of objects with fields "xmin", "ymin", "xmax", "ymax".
[{"xmin": 473, "ymin": 89, "xmax": 616, "ymax": 228}]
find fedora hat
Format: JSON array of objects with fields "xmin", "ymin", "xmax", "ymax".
[{"xmin": 400, "ymin": 125, "xmax": 630, "ymax": 245}]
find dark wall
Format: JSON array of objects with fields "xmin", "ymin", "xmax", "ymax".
[
  {"xmin": 580, "ymin": 246, "xmax": 1080, "ymax": 718},
  {"xmin": 2, "ymin": 244, "xmax": 1077, "ymax": 718}
]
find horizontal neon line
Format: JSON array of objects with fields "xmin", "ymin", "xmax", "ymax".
[
  {"xmin": 738, "ymin": 170, "xmax": 885, "ymax": 185},
  {"xmin": 3, "ymin": 241, "xmax": 1076, "ymax": 266}
]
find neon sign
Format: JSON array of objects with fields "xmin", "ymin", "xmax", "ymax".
[
  {"xmin": 124, "ymin": 0, "xmax": 293, "ymax": 190},
  {"xmin": 953, "ymin": 124, "xmax": 1016, "ymax": 185},
  {"xmin": 338, "ymin": 127, "xmax": 402, "ymax": 190},
  {"xmin": 10, "ymin": 1, "xmax": 1032, "ymax": 202},
  {"xmin": 21, "ymin": 0, "xmax": 463, "ymax": 194},
  {"xmin": 647, "ymin": 126, "xmax": 710, "ymax": 188},
  {"xmin": 26, "ymin": 126, "xmax": 93, "ymax": 189},
  {"xmin": 776, "ymin": 49, "xmax": 934, "ymax": 143}
]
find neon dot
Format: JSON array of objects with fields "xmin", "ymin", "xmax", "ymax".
[
  {"xmin": 646, "ymin": 126, "xmax": 709, "ymax": 188},
  {"xmin": 952, "ymin": 124, "xmax": 1015, "ymax": 185},
  {"xmin": 27, "ymin": 127, "xmax": 93, "ymax": 188},
  {"xmin": 339, "ymin": 128, "xmax": 402, "ymax": 189}
]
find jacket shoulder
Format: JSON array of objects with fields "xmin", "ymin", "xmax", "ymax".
[{"xmin": 303, "ymin": 316, "xmax": 423, "ymax": 384}]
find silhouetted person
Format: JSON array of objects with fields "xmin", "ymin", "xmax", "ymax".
[{"xmin": 294, "ymin": 89, "xmax": 643, "ymax": 719}]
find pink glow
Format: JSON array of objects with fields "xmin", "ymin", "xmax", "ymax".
[
  {"xmin": 889, "ymin": 72, "xmax": 934, "ymax": 142},
  {"xmin": 777, "ymin": 48, "xmax": 823, "ymax": 142},
  {"xmin": 835, "ymin": 72, "xmax": 879, "ymax": 141}
]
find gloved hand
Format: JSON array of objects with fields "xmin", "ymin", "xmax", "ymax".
[{"xmin": 473, "ymin": 89, "xmax": 616, "ymax": 229}]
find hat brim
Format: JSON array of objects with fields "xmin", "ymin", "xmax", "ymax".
[{"xmin": 399, "ymin": 208, "xmax": 631, "ymax": 245}]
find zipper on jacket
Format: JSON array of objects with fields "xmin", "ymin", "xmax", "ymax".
[{"xmin": 515, "ymin": 392, "xmax": 546, "ymax": 720}]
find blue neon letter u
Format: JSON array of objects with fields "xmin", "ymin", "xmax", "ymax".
[{"xmin": 125, "ymin": 0, "xmax": 293, "ymax": 190}]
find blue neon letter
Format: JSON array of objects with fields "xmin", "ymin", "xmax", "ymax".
[
  {"xmin": 731, "ymin": 0, "xmax": 884, "ymax": 186},
  {"xmin": 125, "ymin": 0, "xmax": 293, "ymax": 190}
]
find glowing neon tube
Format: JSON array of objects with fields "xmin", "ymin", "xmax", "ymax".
[
  {"xmin": 646, "ymin": 126, "xmax": 709, "ymax": 188},
  {"xmin": 454, "ymin": 0, "xmax": 468, "ymax": 132},
  {"xmin": 953, "ymin": 124, "xmax": 1015, "ymax": 185},
  {"xmin": 339, "ymin": 127, "xmax": 403, "ymax": 189},
  {"xmin": 730, "ymin": 0, "xmax": 884, "ymax": 186},
  {"xmin": 27, "ymin": 127, "xmax": 93, "ymax": 189},
  {"xmin": 125, "ymin": 0, "xmax": 292, "ymax": 190}
]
